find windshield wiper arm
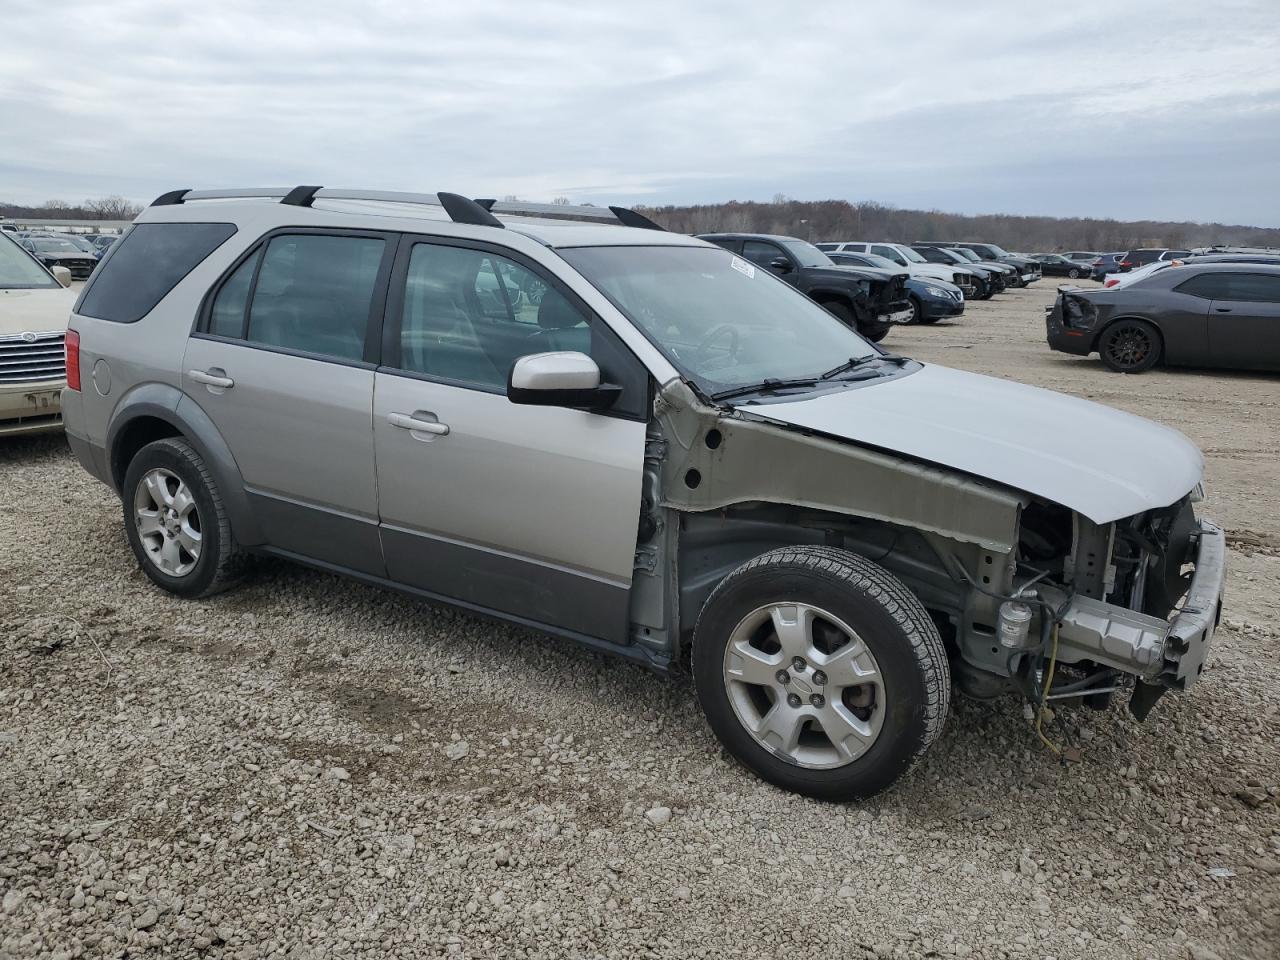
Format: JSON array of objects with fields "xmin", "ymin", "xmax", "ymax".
[
  {"xmin": 819, "ymin": 353, "xmax": 909, "ymax": 380},
  {"xmin": 710, "ymin": 377, "xmax": 818, "ymax": 401}
]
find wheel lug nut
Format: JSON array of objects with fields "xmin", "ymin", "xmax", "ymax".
[
  {"xmin": 791, "ymin": 657, "xmax": 807, "ymax": 671},
  {"xmin": 812, "ymin": 671, "xmax": 827, "ymax": 686},
  {"xmin": 775, "ymin": 670, "xmax": 790, "ymax": 685},
  {"xmin": 786, "ymin": 693, "xmax": 802, "ymax": 708},
  {"xmin": 810, "ymin": 694, "xmax": 825, "ymax": 707}
]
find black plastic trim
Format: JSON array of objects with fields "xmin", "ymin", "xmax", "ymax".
[
  {"xmin": 281, "ymin": 185, "xmax": 323, "ymax": 207},
  {"xmin": 609, "ymin": 206, "xmax": 666, "ymax": 231},
  {"xmin": 150, "ymin": 189, "xmax": 190, "ymax": 206},
  {"xmin": 438, "ymin": 192, "xmax": 504, "ymax": 228}
]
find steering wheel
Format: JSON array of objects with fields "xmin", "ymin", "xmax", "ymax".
[{"xmin": 693, "ymin": 323, "xmax": 742, "ymax": 367}]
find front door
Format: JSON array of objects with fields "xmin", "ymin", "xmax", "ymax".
[
  {"xmin": 372, "ymin": 237, "xmax": 648, "ymax": 642},
  {"xmin": 182, "ymin": 229, "xmax": 395, "ymax": 572}
]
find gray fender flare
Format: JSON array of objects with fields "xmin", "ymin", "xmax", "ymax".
[{"xmin": 106, "ymin": 382, "xmax": 264, "ymax": 546}]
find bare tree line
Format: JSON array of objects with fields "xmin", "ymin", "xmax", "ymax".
[
  {"xmin": 636, "ymin": 197, "xmax": 1280, "ymax": 251},
  {"xmin": 1, "ymin": 196, "xmax": 143, "ymax": 221}
]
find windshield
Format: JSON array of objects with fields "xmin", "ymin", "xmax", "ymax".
[
  {"xmin": 983, "ymin": 244, "xmax": 1011, "ymax": 257},
  {"xmin": 560, "ymin": 245, "xmax": 880, "ymax": 396},
  {"xmin": 778, "ymin": 239, "xmax": 833, "ymax": 268},
  {"xmin": 0, "ymin": 236, "xmax": 58, "ymax": 288},
  {"xmin": 948, "ymin": 248, "xmax": 979, "ymax": 262},
  {"xmin": 31, "ymin": 237, "xmax": 83, "ymax": 254},
  {"xmin": 898, "ymin": 246, "xmax": 926, "ymax": 263}
]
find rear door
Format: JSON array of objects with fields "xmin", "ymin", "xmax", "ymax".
[
  {"xmin": 1204, "ymin": 273, "xmax": 1280, "ymax": 369},
  {"xmin": 182, "ymin": 229, "xmax": 395, "ymax": 573},
  {"xmin": 371, "ymin": 236, "xmax": 649, "ymax": 642}
]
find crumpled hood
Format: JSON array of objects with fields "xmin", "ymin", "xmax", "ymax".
[
  {"xmin": 748, "ymin": 364, "xmax": 1203, "ymax": 523},
  {"xmin": 0, "ymin": 287, "xmax": 77, "ymax": 336}
]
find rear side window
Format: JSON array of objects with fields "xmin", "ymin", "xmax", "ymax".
[
  {"xmin": 77, "ymin": 222, "xmax": 236, "ymax": 323},
  {"xmin": 1176, "ymin": 273, "xmax": 1235, "ymax": 300}
]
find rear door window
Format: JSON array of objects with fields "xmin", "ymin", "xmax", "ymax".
[{"xmin": 76, "ymin": 222, "xmax": 237, "ymax": 323}]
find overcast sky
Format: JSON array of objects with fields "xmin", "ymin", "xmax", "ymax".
[{"xmin": 3, "ymin": 1, "xmax": 1279, "ymax": 225}]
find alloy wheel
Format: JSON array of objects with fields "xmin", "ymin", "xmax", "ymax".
[
  {"xmin": 133, "ymin": 468, "xmax": 202, "ymax": 577},
  {"xmin": 1106, "ymin": 326, "xmax": 1153, "ymax": 370},
  {"xmin": 721, "ymin": 602, "xmax": 885, "ymax": 770}
]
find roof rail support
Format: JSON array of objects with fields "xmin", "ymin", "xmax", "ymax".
[
  {"xmin": 438, "ymin": 193, "xmax": 504, "ymax": 228},
  {"xmin": 609, "ymin": 206, "xmax": 666, "ymax": 232},
  {"xmin": 150, "ymin": 189, "xmax": 190, "ymax": 207},
  {"xmin": 281, "ymin": 185, "xmax": 323, "ymax": 207}
]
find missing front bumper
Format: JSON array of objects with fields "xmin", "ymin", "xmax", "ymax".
[{"xmin": 1038, "ymin": 519, "xmax": 1225, "ymax": 715}]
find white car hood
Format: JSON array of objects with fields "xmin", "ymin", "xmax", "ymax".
[
  {"xmin": 750, "ymin": 364, "xmax": 1203, "ymax": 524},
  {"xmin": 906, "ymin": 264, "xmax": 965, "ymax": 283}
]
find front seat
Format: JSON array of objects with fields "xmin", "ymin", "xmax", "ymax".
[{"xmin": 527, "ymin": 291, "xmax": 590, "ymax": 353}]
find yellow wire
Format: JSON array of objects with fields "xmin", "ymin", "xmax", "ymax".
[{"xmin": 1034, "ymin": 623, "xmax": 1062, "ymax": 756}]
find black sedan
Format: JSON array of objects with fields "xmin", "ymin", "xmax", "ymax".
[
  {"xmin": 20, "ymin": 236, "xmax": 99, "ymax": 279},
  {"xmin": 1031, "ymin": 254, "xmax": 1092, "ymax": 279},
  {"xmin": 1046, "ymin": 263, "xmax": 1280, "ymax": 373}
]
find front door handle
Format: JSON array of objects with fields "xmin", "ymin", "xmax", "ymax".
[
  {"xmin": 189, "ymin": 369, "xmax": 235, "ymax": 388},
  {"xmin": 1214, "ymin": 307, "xmax": 1232, "ymax": 313},
  {"xmin": 388, "ymin": 412, "xmax": 450, "ymax": 436}
]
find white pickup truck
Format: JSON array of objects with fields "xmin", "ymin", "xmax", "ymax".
[{"xmin": 818, "ymin": 242, "xmax": 980, "ymax": 298}]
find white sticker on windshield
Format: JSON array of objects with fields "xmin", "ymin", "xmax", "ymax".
[{"xmin": 731, "ymin": 256, "xmax": 755, "ymax": 279}]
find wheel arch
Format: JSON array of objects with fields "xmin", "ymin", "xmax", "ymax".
[{"xmin": 106, "ymin": 383, "xmax": 264, "ymax": 545}]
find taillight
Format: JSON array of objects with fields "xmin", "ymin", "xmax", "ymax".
[
  {"xmin": 65, "ymin": 328, "xmax": 81, "ymax": 390},
  {"xmin": 1119, "ymin": 261, "xmax": 1133, "ymax": 268},
  {"xmin": 1104, "ymin": 279, "xmax": 1119, "ymax": 288}
]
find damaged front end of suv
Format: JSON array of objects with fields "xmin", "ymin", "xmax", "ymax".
[{"xmin": 636, "ymin": 364, "xmax": 1224, "ymax": 736}]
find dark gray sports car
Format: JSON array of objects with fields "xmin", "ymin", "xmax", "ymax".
[{"xmin": 1046, "ymin": 263, "xmax": 1280, "ymax": 373}]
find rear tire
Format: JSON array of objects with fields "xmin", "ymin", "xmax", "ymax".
[
  {"xmin": 122, "ymin": 438, "xmax": 247, "ymax": 598},
  {"xmin": 1067, "ymin": 267, "xmax": 1081, "ymax": 279},
  {"xmin": 692, "ymin": 547, "xmax": 950, "ymax": 801},
  {"xmin": 1098, "ymin": 318, "xmax": 1162, "ymax": 373}
]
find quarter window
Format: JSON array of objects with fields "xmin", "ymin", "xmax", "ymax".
[
  {"xmin": 243, "ymin": 234, "xmax": 384, "ymax": 361},
  {"xmin": 77, "ymin": 222, "xmax": 237, "ymax": 323}
]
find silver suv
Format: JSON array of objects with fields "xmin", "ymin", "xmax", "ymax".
[{"xmin": 63, "ymin": 187, "xmax": 1225, "ymax": 800}]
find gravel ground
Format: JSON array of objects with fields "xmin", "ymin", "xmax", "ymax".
[{"xmin": 1, "ymin": 281, "xmax": 1277, "ymax": 960}]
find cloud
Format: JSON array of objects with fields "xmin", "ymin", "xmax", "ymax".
[{"xmin": 2, "ymin": 0, "xmax": 1279, "ymax": 224}]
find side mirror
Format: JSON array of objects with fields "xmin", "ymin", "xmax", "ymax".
[
  {"xmin": 507, "ymin": 351, "xmax": 620, "ymax": 410},
  {"xmin": 52, "ymin": 266, "xmax": 72, "ymax": 288},
  {"xmin": 768, "ymin": 257, "xmax": 792, "ymax": 274}
]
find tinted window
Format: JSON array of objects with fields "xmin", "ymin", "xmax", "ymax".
[
  {"xmin": 742, "ymin": 240, "xmax": 785, "ymax": 268},
  {"xmin": 1176, "ymin": 273, "xmax": 1235, "ymax": 300},
  {"xmin": 395, "ymin": 242, "xmax": 646, "ymax": 416},
  {"xmin": 208, "ymin": 252, "xmax": 259, "ymax": 338},
  {"xmin": 1223, "ymin": 273, "xmax": 1280, "ymax": 302},
  {"xmin": 244, "ymin": 234, "xmax": 384, "ymax": 361},
  {"xmin": 870, "ymin": 245, "xmax": 906, "ymax": 265},
  {"xmin": 78, "ymin": 222, "xmax": 237, "ymax": 323}
]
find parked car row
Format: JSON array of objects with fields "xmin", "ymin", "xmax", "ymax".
[{"xmin": 53, "ymin": 186, "xmax": 1224, "ymax": 802}]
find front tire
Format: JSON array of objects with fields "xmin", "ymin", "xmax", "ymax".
[
  {"xmin": 692, "ymin": 547, "xmax": 950, "ymax": 801},
  {"xmin": 122, "ymin": 437, "xmax": 247, "ymax": 598},
  {"xmin": 1067, "ymin": 267, "xmax": 1081, "ymax": 279},
  {"xmin": 1098, "ymin": 318, "xmax": 1162, "ymax": 373},
  {"xmin": 905, "ymin": 295, "xmax": 922, "ymax": 325}
]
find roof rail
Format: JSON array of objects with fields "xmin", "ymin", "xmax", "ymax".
[
  {"xmin": 148, "ymin": 186, "xmax": 504, "ymax": 229},
  {"xmin": 475, "ymin": 199, "xmax": 666, "ymax": 231}
]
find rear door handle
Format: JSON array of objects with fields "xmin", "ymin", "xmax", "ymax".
[
  {"xmin": 388, "ymin": 412, "xmax": 450, "ymax": 436},
  {"xmin": 189, "ymin": 369, "xmax": 234, "ymax": 388},
  {"xmin": 1214, "ymin": 307, "xmax": 1232, "ymax": 313}
]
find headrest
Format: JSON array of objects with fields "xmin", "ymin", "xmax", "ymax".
[{"xmin": 537, "ymin": 292, "xmax": 583, "ymax": 330}]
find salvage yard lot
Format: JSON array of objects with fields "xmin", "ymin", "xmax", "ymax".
[{"xmin": 1, "ymin": 282, "xmax": 1277, "ymax": 959}]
